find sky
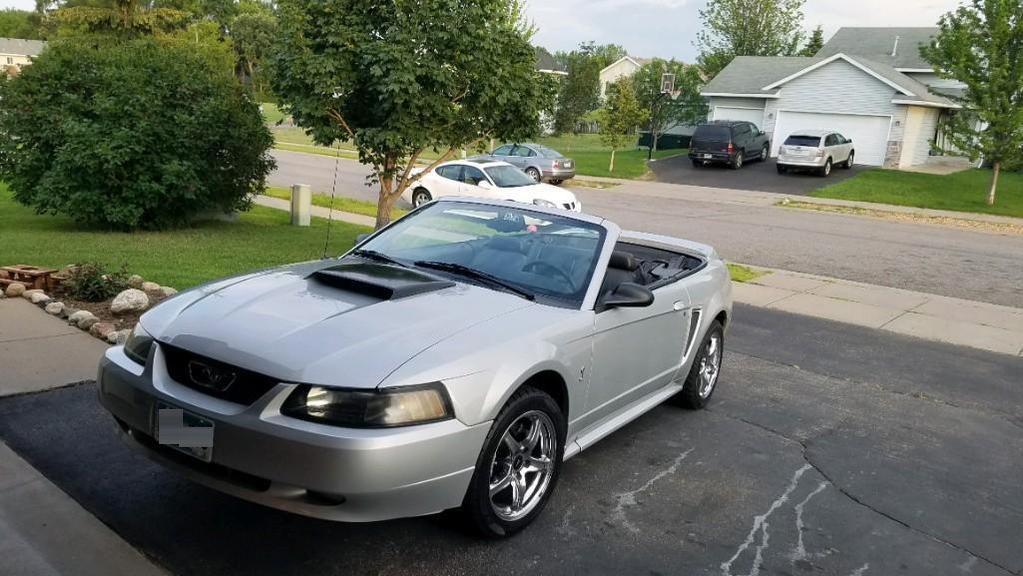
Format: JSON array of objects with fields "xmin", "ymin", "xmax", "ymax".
[{"xmin": 0, "ymin": 0, "xmax": 962, "ymax": 61}]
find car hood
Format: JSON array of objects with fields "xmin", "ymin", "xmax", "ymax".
[
  {"xmin": 502, "ymin": 183, "xmax": 577, "ymax": 207},
  {"xmin": 141, "ymin": 260, "xmax": 535, "ymax": 389}
]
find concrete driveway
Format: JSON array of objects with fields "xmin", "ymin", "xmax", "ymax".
[
  {"xmin": 650, "ymin": 154, "xmax": 867, "ymax": 195},
  {"xmin": 1, "ymin": 306, "xmax": 1019, "ymax": 576}
]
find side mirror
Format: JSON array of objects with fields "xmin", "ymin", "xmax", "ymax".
[
  {"xmin": 355, "ymin": 233, "xmax": 371, "ymax": 244},
  {"xmin": 600, "ymin": 282, "xmax": 654, "ymax": 310},
  {"xmin": 478, "ymin": 180, "xmax": 494, "ymax": 190}
]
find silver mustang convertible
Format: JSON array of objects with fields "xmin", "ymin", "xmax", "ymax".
[{"xmin": 98, "ymin": 198, "xmax": 733, "ymax": 537}]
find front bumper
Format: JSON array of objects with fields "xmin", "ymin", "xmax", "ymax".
[{"xmin": 97, "ymin": 345, "xmax": 491, "ymax": 522}]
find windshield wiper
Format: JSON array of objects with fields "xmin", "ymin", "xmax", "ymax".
[
  {"xmin": 351, "ymin": 249, "xmax": 407, "ymax": 268},
  {"xmin": 414, "ymin": 261, "xmax": 535, "ymax": 301}
]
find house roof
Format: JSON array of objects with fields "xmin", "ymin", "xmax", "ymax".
[
  {"xmin": 534, "ymin": 46, "xmax": 566, "ymax": 75},
  {"xmin": 816, "ymin": 27, "xmax": 937, "ymax": 70},
  {"xmin": 600, "ymin": 56, "xmax": 651, "ymax": 75},
  {"xmin": 701, "ymin": 53, "xmax": 956, "ymax": 108},
  {"xmin": 0, "ymin": 38, "xmax": 45, "ymax": 57}
]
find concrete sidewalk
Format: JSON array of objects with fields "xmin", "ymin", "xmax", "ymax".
[
  {"xmin": 254, "ymin": 194, "xmax": 376, "ymax": 227},
  {"xmin": 734, "ymin": 268, "xmax": 1023, "ymax": 356},
  {"xmin": 0, "ymin": 298, "xmax": 165, "ymax": 576}
]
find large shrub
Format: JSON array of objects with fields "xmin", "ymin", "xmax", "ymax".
[{"xmin": 0, "ymin": 38, "xmax": 275, "ymax": 229}]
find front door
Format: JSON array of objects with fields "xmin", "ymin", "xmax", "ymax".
[{"xmin": 579, "ymin": 281, "xmax": 691, "ymax": 436}]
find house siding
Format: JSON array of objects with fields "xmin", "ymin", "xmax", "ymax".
[{"xmin": 600, "ymin": 59, "xmax": 641, "ymax": 99}]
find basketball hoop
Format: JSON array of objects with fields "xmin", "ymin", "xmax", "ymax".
[{"xmin": 660, "ymin": 73, "xmax": 675, "ymax": 95}]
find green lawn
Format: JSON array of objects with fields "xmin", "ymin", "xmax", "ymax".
[
  {"xmin": 811, "ymin": 168, "xmax": 1023, "ymax": 218},
  {"xmin": 0, "ymin": 185, "xmax": 367, "ymax": 290},
  {"xmin": 269, "ymin": 129, "xmax": 685, "ymax": 180},
  {"xmin": 261, "ymin": 102, "xmax": 287, "ymax": 125},
  {"xmin": 726, "ymin": 263, "xmax": 765, "ymax": 283},
  {"xmin": 262, "ymin": 186, "xmax": 408, "ymax": 219}
]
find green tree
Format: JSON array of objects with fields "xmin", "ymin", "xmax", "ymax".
[
  {"xmin": 801, "ymin": 25, "xmax": 824, "ymax": 56},
  {"xmin": 0, "ymin": 38, "xmax": 275, "ymax": 229},
  {"xmin": 553, "ymin": 50, "xmax": 601, "ymax": 134},
  {"xmin": 271, "ymin": 0, "xmax": 549, "ymax": 229},
  {"xmin": 923, "ymin": 0, "xmax": 1023, "ymax": 206},
  {"xmin": 633, "ymin": 59, "xmax": 707, "ymax": 153},
  {"xmin": 597, "ymin": 77, "xmax": 648, "ymax": 172},
  {"xmin": 578, "ymin": 41, "xmax": 628, "ymax": 68},
  {"xmin": 697, "ymin": 0, "xmax": 806, "ymax": 78},
  {"xmin": 49, "ymin": 0, "xmax": 190, "ymax": 36},
  {"xmin": 0, "ymin": 9, "xmax": 42, "ymax": 39},
  {"xmin": 230, "ymin": 8, "xmax": 276, "ymax": 97}
]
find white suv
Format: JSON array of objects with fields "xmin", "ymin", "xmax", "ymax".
[{"xmin": 776, "ymin": 130, "xmax": 855, "ymax": 177}]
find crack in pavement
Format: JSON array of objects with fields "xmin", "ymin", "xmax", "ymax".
[
  {"xmin": 610, "ymin": 448, "xmax": 694, "ymax": 534},
  {"xmin": 709, "ymin": 408, "xmax": 1017, "ymax": 576}
]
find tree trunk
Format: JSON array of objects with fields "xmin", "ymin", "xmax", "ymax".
[
  {"xmin": 376, "ymin": 177, "xmax": 396, "ymax": 230},
  {"xmin": 609, "ymin": 149, "xmax": 616, "ymax": 172},
  {"xmin": 987, "ymin": 161, "xmax": 999, "ymax": 206}
]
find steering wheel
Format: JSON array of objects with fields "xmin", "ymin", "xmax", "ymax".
[{"xmin": 522, "ymin": 261, "xmax": 577, "ymax": 292}]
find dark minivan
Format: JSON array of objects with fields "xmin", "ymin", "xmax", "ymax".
[{"xmin": 689, "ymin": 120, "xmax": 771, "ymax": 169}]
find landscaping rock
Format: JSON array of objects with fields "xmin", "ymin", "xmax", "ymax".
[
  {"xmin": 45, "ymin": 302, "xmax": 64, "ymax": 316},
  {"xmin": 68, "ymin": 310, "xmax": 97, "ymax": 329},
  {"xmin": 109, "ymin": 329, "xmax": 132, "ymax": 345},
  {"xmin": 29, "ymin": 292, "xmax": 51, "ymax": 305},
  {"xmin": 141, "ymin": 281, "xmax": 161, "ymax": 292},
  {"xmin": 78, "ymin": 316, "xmax": 100, "ymax": 331},
  {"xmin": 160, "ymin": 286, "xmax": 178, "ymax": 297},
  {"xmin": 111, "ymin": 289, "xmax": 149, "ymax": 314},
  {"xmin": 62, "ymin": 306, "xmax": 78, "ymax": 319},
  {"xmin": 0, "ymin": 270, "xmax": 8, "ymax": 279},
  {"xmin": 22, "ymin": 289, "xmax": 42, "ymax": 300},
  {"xmin": 4, "ymin": 283, "xmax": 26, "ymax": 297},
  {"xmin": 0, "ymin": 291, "xmax": 5, "ymax": 300},
  {"xmin": 90, "ymin": 322, "xmax": 116, "ymax": 339},
  {"xmin": 128, "ymin": 274, "xmax": 144, "ymax": 288}
]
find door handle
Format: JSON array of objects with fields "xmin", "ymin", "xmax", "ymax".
[{"xmin": 673, "ymin": 301, "xmax": 686, "ymax": 311}]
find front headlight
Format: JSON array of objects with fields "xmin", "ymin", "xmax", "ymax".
[
  {"xmin": 123, "ymin": 324, "xmax": 155, "ymax": 366},
  {"xmin": 533, "ymin": 198, "xmax": 556, "ymax": 208},
  {"xmin": 281, "ymin": 383, "xmax": 454, "ymax": 428}
]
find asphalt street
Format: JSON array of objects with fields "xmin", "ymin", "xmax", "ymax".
[
  {"xmin": 649, "ymin": 154, "xmax": 866, "ymax": 194},
  {"xmin": 268, "ymin": 150, "xmax": 1023, "ymax": 308},
  {"xmin": 1, "ymin": 305, "xmax": 1020, "ymax": 576}
]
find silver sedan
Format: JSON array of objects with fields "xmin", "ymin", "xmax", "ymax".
[
  {"xmin": 98, "ymin": 198, "xmax": 732, "ymax": 537},
  {"xmin": 484, "ymin": 143, "xmax": 576, "ymax": 184}
]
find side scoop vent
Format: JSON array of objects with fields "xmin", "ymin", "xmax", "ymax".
[{"xmin": 311, "ymin": 262, "xmax": 455, "ymax": 301}]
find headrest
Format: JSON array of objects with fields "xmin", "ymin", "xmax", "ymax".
[
  {"xmin": 609, "ymin": 251, "xmax": 639, "ymax": 271},
  {"xmin": 487, "ymin": 236, "xmax": 523, "ymax": 253}
]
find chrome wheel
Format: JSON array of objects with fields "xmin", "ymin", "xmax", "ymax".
[
  {"xmin": 488, "ymin": 410, "xmax": 555, "ymax": 522},
  {"xmin": 525, "ymin": 167, "xmax": 541, "ymax": 182},
  {"xmin": 698, "ymin": 332, "xmax": 722, "ymax": 398},
  {"xmin": 412, "ymin": 189, "xmax": 432, "ymax": 207}
]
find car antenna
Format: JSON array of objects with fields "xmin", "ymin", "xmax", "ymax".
[{"xmin": 322, "ymin": 141, "xmax": 343, "ymax": 259}]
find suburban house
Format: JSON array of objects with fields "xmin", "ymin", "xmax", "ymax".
[
  {"xmin": 0, "ymin": 38, "xmax": 45, "ymax": 74},
  {"xmin": 534, "ymin": 46, "xmax": 567, "ymax": 76},
  {"xmin": 599, "ymin": 56, "xmax": 650, "ymax": 98},
  {"xmin": 701, "ymin": 28, "xmax": 966, "ymax": 168}
]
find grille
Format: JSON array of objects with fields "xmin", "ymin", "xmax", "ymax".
[{"xmin": 161, "ymin": 344, "xmax": 280, "ymax": 405}]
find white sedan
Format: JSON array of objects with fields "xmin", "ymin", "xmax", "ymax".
[{"xmin": 404, "ymin": 159, "xmax": 581, "ymax": 212}]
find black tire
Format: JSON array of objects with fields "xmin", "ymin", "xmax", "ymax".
[
  {"xmin": 692, "ymin": 159, "xmax": 702, "ymax": 168},
  {"xmin": 463, "ymin": 386, "xmax": 565, "ymax": 538},
  {"xmin": 819, "ymin": 159, "xmax": 832, "ymax": 177},
  {"xmin": 525, "ymin": 167, "xmax": 541, "ymax": 182},
  {"xmin": 760, "ymin": 144, "xmax": 769, "ymax": 162},
  {"xmin": 843, "ymin": 151, "xmax": 855, "ymax": 169},
  {"xmin": 673, "ymin": 321, "xmax": 724, "ymax": 410},
  {"xmin": 731, "ymin": 151, "xmax": 744, "ymax": 170},
  {"xmin": 550, "ymin": 179, "xmax": 563, "ymax": 186},
  {"xmin": 776, "ymin": 164, "xmax": 787, "ymax": 174},
  {"xmin": 412, "ymin": 188, "xmax": 432, "ymax": 207}
]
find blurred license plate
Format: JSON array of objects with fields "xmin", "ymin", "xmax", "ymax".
[
  {"xmin": 702, "ymin": 154, "xmax": 713, "ymax": 159},
  {"xmin": 155, "ymin": 401, "xmax": 214, "ymax": 462}
]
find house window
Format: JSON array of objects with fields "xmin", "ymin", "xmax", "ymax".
[{"xmin": 5, "ymin": 57, "xmax": 12, "ymax": 65}]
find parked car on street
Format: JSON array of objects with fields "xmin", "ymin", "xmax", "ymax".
[
  {"xmin": 689, "ymin": 120, "xmax": 771, "ymax": 170},
  {"xmin": 97, "ymin": 197, "xmax": 733, "ymax": 537},
  {"xmin": 404, "ymin": 159, "xmax": 581, "ymax": 212},
  {"xmin": 776, "ymin": 130, "xmax": 855, "ymax": 177},
  {"xmin": 484, "ymin": 143, "xmax": 576, "ymax": 184}
]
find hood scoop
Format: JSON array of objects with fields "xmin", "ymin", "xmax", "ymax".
[{"xmin": 311, "ymin": 262, "xmax": 455, "ymax": 301}]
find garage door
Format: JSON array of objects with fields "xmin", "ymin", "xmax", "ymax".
[
  {"xmin": 712, "ymin": 107, "xmax": 765, "ymax": 130},
  {"xmin": 772, "ymin": 111, "xmax": 891, "ymax": 166}
]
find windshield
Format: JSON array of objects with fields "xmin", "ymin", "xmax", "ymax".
[
  {"xmin": 485, "ymin": 165, "xmax": 537, "ymax": 188},
  {"xmin": 785, "ymin": 135, "xmax": 822, "ymax": 147},
  {"xmin": 536, "ymin": 146, "xmax": 563, "ymax": 159},
  {"xmin": 694, "ymin": 125, "xmax": 731, "ymax": 141},
  {"xmin": 356, "ymin": 202, "xmax": 605, "ymax": 307}
]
